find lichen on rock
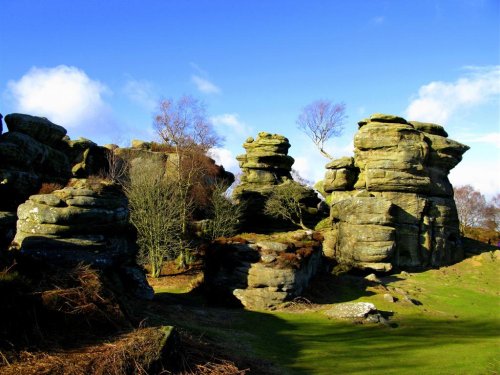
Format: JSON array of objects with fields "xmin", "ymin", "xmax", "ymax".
[
  {"xmin": 323, "ymin": 114, "xmax": 469, "ymax": 271},
  {"xmin": 232, "ymin": 132, "xmax": 321, "ymax": 231}
]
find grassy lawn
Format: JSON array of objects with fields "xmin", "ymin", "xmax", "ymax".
[{"xmin": 153, "ymin": 251, "xmax": 500, "ymax": 374}]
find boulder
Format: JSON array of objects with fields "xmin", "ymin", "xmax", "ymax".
[
  {"xmin": 233, "ymin": 288, "xmax": 288, "ymax": 310},
  {"xmin": 324, "ymin": 157, "xmax": 359, "ymax": 192},
  {"xmin": 323, "ymin": 114, "xmax": 469, "ymax": 270},
  {"xmin": 12, "ymin": 179, "xmax": 131, "ymax": 267},
  {"xmin": 409, "ymin": 121, "xmax": 448, "ymax": 137},
  {"xmin": 1, "ymin": 132, "xmax": 70, "ymax": 176},
  {"xmin": 205, "ymin": 236, "xmax": 322, "ymax": 309},
  {"xmin": 324, "ymin": 302, "xmax": 377, "ymax": 319},
  {"xmin": 62, "ymin": 138, "xmax": 109, "ymax": 177},
  {"xmin": 4, "ymin": 113, "xmax": 67, "ymax": 147}
]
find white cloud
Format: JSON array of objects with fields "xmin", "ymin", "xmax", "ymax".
[
  {"xmin": 291, "ymin": 147, "xmax": 329, "ymax": 185},
  {"xmin": 406, "ymin": 66, "xmax": 500, "ymax": 124},
  {"xmin": 123, "ymin": 78, "xmax": 157, "ymax": 111},
  {"xmin": 191, "ymin": 75, "xmax": 221, "ymax": 94},
  {"xmin": 208, "ymin": 147, "xmax": 238, "ymax": 172},
  {"xmin": 211, "ymin": 113, "xmax": 252, "ymax": 137},
  {"xmin": 450, "ymin": 159, "xmax": 500, "ymax": 199},
  {"xmin": 6, "ymin": 65, "xmax": 110, "ymax": 129},
  {"xmin": 457, "ymin": 132, "xmax": 500, "ymax": 148}
]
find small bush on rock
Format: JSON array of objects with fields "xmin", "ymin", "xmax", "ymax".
[{"xmin": 264, "ymin": 181, "xmax": 311, "ymax": 230}]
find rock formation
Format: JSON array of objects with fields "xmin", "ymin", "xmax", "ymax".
[
  {"xmin": 0, "ymin": 113, "xmax": 154, "ymax": 299},
  {"xmin": 10, "ymin": 178, "xmax": 153, "ymax": 299},
  {"xmin": 12, "ymin": 179, "xmax": 129, "ymax": 263},
  {"xmin": 1, "ymin": 113, "xmax": 234, "ymax": 299},
  {"xmin": 232, "ymin": 132, "xmax": 321, "ymax": 231},
  {"xmin": 204, "ymin": 233, "xmax": 323, "ymax": 309},
  {"xmin": 322, "ymin": 114, "xmax": 469, "ymax": 271},
  {"xmin": 0, "ymin": 114, "xmax": 109, "ymax": 211}
]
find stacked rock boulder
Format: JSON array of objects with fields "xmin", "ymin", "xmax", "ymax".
[
  {"xmin": 204, "ymin": 234, "xmax": 323, "ymax": 309},
  {"xmin": 10, "ymin": 177, "xmax": 153, "ymax": 299},
  {"xmin": 323, "ymin": 114, "xmax": 469, "ymax": 271},
  {"xmin": 12, "ymin": 179, "xmax": 130, "ymax": 264},
  {"xmin": 0, "ymin": 114, "xmax": 110, "ymax": 243},
  {"xmin": 232, "ymin": 132, "xmax": 321, "ymax": 231},
  {"xmin": 0, "ymin": 114, "xmax": 70, "ymax": 211}
]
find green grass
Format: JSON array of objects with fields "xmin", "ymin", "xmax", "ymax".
[
  {"xmin": 153, "ymin": 251, "xmax": 500, "ymax": 374},
  {"xmin": 233, "ymin": 311, "xmax": 498, "ymax": 374}
]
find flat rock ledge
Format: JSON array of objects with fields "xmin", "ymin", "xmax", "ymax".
[{"xmin": 324, "ymin": 302, "xmax": 377, "ymax": 319}]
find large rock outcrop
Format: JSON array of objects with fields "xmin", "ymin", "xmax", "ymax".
[
  {"xmin": 204, "ymin": 234, "xmax": 323, "ymax": 309},
  {"xmin": 0, "ymin": 114, "xmax": 156, "ymax": 299},
  {"xmin": 232, "ymin": 132, "xmax": 321, "ymax": 231},
  {"xmin": 0, "ymin": 114, "xmax": 112, "ymax": 248},
  {"xmin": 11, "ymin": 178, "xmax": 153, "ymax": 299},
  {"xmin": 323, "ymin": 114, "xmax": 469, "ymax": 271},
  {"xmin": 0, "ymin": 114, "xmax": 110, "ymax": 210}
]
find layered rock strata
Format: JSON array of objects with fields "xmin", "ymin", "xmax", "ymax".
[
  {"xmin": 323, "ymin": 114, "xmax": 469, "ymax": 271},
  {"xmin": 232, "ymin": 132, "xmax": 321, "ymax": 231},
  {"xmin": 205, "ymin": 234, "xmax": 322, "ymax": 309},
  {"xmin": 0, "ymin": 114, "xmax": 110, "ymax": 211},
  {"xmin": 0, "ymin": 113, "xmax": 111, "ymax": 248},
  {"xmin": 11, "ymin": 178, "xmax": 153, "ymax": 299}
]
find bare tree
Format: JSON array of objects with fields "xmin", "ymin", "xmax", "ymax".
[
  {"xmin": 103, "ymin": 147, "xmax": 128, "ymax": 184},
  {"xmin": 484, "ymin": 193, "xmax": 500, "ymax": 231},
  {"xmin": 296, "ymin": 100, "xmax": 347, "ymax": 160},
  {"xmin": 154, "ymin": 95, "xmax": 222, "ymax": 235},
  {"xmin": 155, "ymin": 96, "xmax": 221, "ymax": 153},
  {"xmin": 454, "ymin": 185, "xmax": 488, "ymax": 234},
  {"xmin": 493, "ymin": 194, "xmax": 500, "ymax": 231}
]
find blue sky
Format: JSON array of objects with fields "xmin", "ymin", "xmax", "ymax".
[{"xmin": 1, "ymin": 0, "xmax": 499, "ymax": 196}]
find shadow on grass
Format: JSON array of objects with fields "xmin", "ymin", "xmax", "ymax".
[
  {"xmin": 251, "ymin": 315, "xmax": 500, "ymax": 374},
  {"xmin": 462, "ymin": 237, "xmax": 499, "ymax": 256},
  {"xmin": 301, "ymin": 271, "xmax": 404, "ymax": 305},
  {"xmin": 149, "ymin": 246, "xmax": 500, "ymax": 374}
]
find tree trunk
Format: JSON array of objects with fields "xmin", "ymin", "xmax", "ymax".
[{"xmin": 320, "ymin": 148, "xmax": 334, "ymax": 160}]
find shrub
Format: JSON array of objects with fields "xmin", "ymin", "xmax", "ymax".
[
  {"xmin": 205, "ymin": 181, "xmax": 243, "ymax": 240},
  {"xmin": 264, "ymin": 181, "xmax": 311, "ymax": 230},
  {"xmin": 124, "ymin": 159, "xmax": 184, "ymax": 278}
]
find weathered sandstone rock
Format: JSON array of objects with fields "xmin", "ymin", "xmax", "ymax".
[
  {"xmin": 232, "ymin": 132, "xmax": 321, "ymax": 231},
  {"xmin": 10, "ymin": 178, "xmax": 153, "ymax": 299},
  {"xmin": 4, "ymin": 113, "xmax": 67, "ymax": 147},
  {"xmin": 323, "ymin": 114, "xmax": 468, "ymax": 270},
  {"xmin": 205, "ymin": 236, "xmax": 322, "ymax": 309},
  {"xmin": 12, "ymin": 179, "xmax": 131, "ymax": 265}
]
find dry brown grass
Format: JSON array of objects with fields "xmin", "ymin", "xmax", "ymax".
[
  {"xmin": 174, "ymin": 333, "xmax": 250, "ymax": 375},
  {"xmin": 150, "ymin": 142, "xmax": 176, "ymax": 153},
  {"xmin": 0, "ymin": 327, "xmax": 173, "ymax": 375},
  {"xmin": 38, "ymin": 263, "xmax": 130, "ymax": 330},
  {"xmin": 38, "ymin": 182, "xmax": 64, "ymax": 194}
]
